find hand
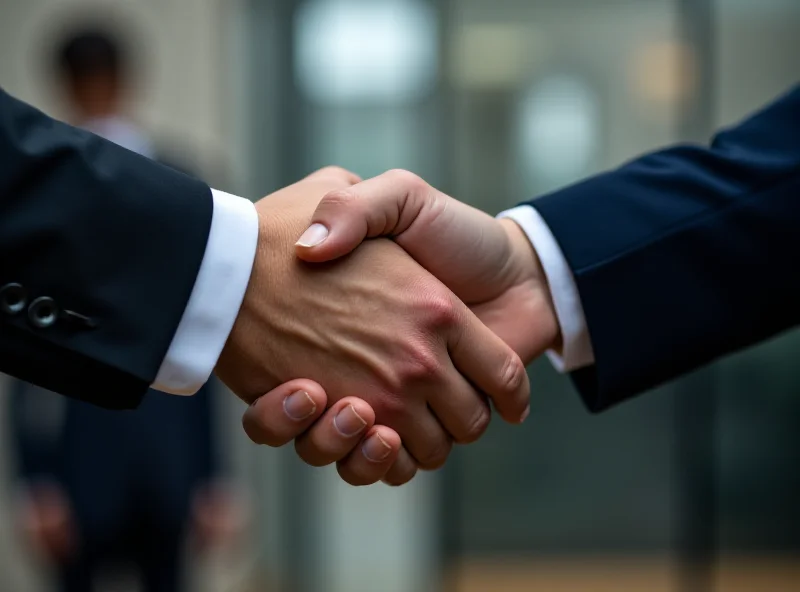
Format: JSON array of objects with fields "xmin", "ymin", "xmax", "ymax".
[
  {"xmin": 216, "ymin": 167, "xmax": 529, "ymax": 477},
  {"xmin": 295, "ymin": 169, "xmax": 561, "ymax": 366},
  {"xmin": 17, "ymin": 482, "xmax": 76, "ymax": 563},
  {"xmin": 242, "ymin": 379, "xmax": 410, "ymax": 485},
  {"xmin": 229, "ymin": 170, "xmax": 410, "ymax": 485}
]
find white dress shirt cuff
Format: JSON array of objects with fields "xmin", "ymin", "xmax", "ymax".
[
  {"xmin": 497, "ymin": 205, "xmax": 595, "ymax": 372},
  {"xmin": 153, "ymin": 189, "xmax": 259, "ymax": 394}
]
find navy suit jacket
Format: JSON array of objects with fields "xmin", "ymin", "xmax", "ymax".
[{"xmin": 529, "ymin": 85, "xmax": 800, "ymax": 412}]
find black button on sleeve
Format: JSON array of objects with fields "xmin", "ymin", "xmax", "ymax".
[
  {"xmin": 28, "ymin": 296, "xmax": 59, "ymax": 328},
  {"xmin": 0, "ymin": 283, "xmax": 27, "ymax": 315}
]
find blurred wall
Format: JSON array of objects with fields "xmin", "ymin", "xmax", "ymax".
[{"xmin": 0, "ymin": 0, "xmax": 239, "ymax": 184}]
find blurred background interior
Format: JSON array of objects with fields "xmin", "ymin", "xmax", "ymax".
[{"xmin": 0, "ymin": 0, "xmax": 799, "ymax": 591}]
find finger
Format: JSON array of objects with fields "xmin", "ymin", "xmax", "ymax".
[
  {"xmin": 242, "ymin": 379, "xmax": 327, "ymax": 447},
  {"xmin": 295, "ymin": 169, "xmax": 434, "ymax": 260},
  {"xmin": 425, "ymin": 364, "xmax": 492, "ymax": 445},
  {"xmin": 448, "ymin": 304, "xmax": 531, "ymax": 424},
  {"xmin": 335, "ymin": 426, "xmax": 402, "ymax": 486},
  {"xmin": 382, "ymin": 446, "xmax": 419, "ymax": 486},
  {"xmin": 294, "ymin": 397, "xmax": 376, "ymax": 467},
  {"xmin": 392, "ymin": 406, "xmax": 453, "ymax": 471},
  {"xmin": 303, "ymin": 165, "xmax": 362, "ymax": 186}
]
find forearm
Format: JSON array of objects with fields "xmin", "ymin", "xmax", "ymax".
[
  {"xmin": 0, "ymin": 89, "xmax": 227, "ymax": 407},
  {"xmin": 528, "ymin": 85, "xmax": 800, "ymax": 410}
]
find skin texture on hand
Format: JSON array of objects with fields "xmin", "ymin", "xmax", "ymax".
[
  {"xmin": 216, "ymin": 168, "xmax": 530, "ymax": 475},
  {"xmin": 295, "ymin": 169, "xmax": 561, "ymax": 365},
  {"xmin": 242, "ymin": 378, "xmax": 411, "ymax": 485},
  {"xmin": 240, "ymin": 169, "xmax": 561, "ymax": 488}
]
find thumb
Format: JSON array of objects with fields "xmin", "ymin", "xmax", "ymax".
[
  {"xmin": 295, "ymin": 169, "xmax": 433, "ymax": 263},
  {"xmin": 302, "ymin": 165, "xmax": 362, "ymax": 186}
]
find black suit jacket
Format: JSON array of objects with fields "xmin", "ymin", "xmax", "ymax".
[
  {"xmin": 528, "ymin": 86, "xmax": 800, "ymax": 412},
  {"xmin": 0, "ymin": 89, "xmax": 213, "ymax": 409},
  {"xmin": 8, "ymin": 123, "xmax": 221, "ymax": 527}
]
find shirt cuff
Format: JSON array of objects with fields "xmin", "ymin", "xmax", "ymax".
[
  {"xmin": 153, "ymin": 189, "xmax": 259, "ymax": 394},
  {"xmin": 497, "ymin": 205, "xmax": 595, "ymax": 372}
]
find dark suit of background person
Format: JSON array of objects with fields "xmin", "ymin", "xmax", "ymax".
[
  {"xmin": 10, "ymin": 381, "xmax": 220, "ymax": 592},
  {"xmin": 5, "ymin": 29, "xmax": 233, "ymax": 592},
  {"xmin": 519, "ymin": 85, "xmax": 800, "ymax": 412}
]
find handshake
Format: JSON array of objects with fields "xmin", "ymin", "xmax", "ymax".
[{"xmin": 215, "ymin": 167, "xmax": 560, "ymax": 487}]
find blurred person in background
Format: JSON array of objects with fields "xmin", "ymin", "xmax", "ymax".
[
  {"xmin": 9, "ymin": 25, "xmax": 242, "ymax": 592},
  {"xmin": 49, "ymin": 25, "xmax": 193, "ymax": 172}
]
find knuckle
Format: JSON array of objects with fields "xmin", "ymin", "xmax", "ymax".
[
  {"xmin": 294, "ymin": 440, "xmax": 332, "ymax": 468},
  {"xmin": 500, "ymin": 354, "xmax": 527, "ymax": 395},
  {"xmin": 386, "ymin": 169, "xmax": 427, "ymax": 193},
  {"xmin": 383, "ymin": 460, "xmax": 418, "ymax": 486},
  {"xmin": 337, "ymin": 463, "xmax": 374, "ymax": 487},
  {"xmin": 383, "ymin": 472, "xmax": 415, "ymax": 487},
  {"xmin": 320, "ymin": 188, "xmax": 358, "ymax": 209},
  {"xmin": 422, "ymin": 291, "xmax": 458, "ymax": 329},
  {"xmin": 372, "ymin": 392, "xmax": 408, "ymax": 422},
  {"xmin": 455, "ymin": 405, "xmax": 491, "ymax": 444},
  {"xmin": 401, "ymin": 348, "xmax": 445, "ymax": 383},
  {"xmin": 241, "ymin": 415, "xmax": 281, "ymax": 447},
  {"xmin": 416, "ymin": 438, "xmax": 452, "ymax": 471},
  {"xmin": 316, "ymin": 165, "xmax": 354, "ymax": 181}
]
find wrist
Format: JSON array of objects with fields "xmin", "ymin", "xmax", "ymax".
[
  {"xmin": 155, "ymin": 189, "xmax": 258, "ymax": 395},
  {"xmin": 215, "ymin": 204, "xmax": 290, "ymax": 402},
  {"xmin": 499, "ymin": 218, "xmax": 562, "ymax": 355},
  {"xmin": 215, "ymin": 211, "xmax": 265, "ymax": 395}
]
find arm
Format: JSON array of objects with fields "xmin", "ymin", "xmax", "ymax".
[
  {"xmin": 0, "ymin": 91, "xmax": 525, "ymax": 483},
  {"xmin": 0, "ymin": 89, "xmax": 218, "ymax": 408},
  {"xmin": 290, "ymin": 85, "xmax": 800, "ymax": 415},
  {"xmin": 529, "ymin": 85, "xmax": 800, "ymax": 410}
]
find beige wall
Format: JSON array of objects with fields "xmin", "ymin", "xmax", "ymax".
[{"xmin": 0, "ymin": 0, "xmax": 236, "ymax": 178}]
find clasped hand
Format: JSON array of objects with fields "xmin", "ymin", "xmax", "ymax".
[{"xmin": 215, "ymin": 167, "xmax": 560, "ymax": 486}]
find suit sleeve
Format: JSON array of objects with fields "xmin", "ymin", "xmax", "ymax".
[
  {"xmin": 0, "ymin": 89, "xmax": 213, "ymax": 409},
  {"xmin": 526, "ymin": 85, "xmax": 800, "ymax": 412}
]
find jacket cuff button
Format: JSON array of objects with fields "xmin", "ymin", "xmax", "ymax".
[
  {"xmin": 28, "ymin": 296, "xmax": 58, "ymax": 328},
  {"xmin": 0, "ymin": 283, "xmax": 27, "ymax": 315}
]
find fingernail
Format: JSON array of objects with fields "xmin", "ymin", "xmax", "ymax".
[
  {"xmin": 296, "ymin": 223, "xmax": 329, "ymax": 247},
  {"xmin": 520, "ymin": 405, "xmax": 531, "ymax": 423},
  {"xmin": 333, "ymin": 404, "xmax": 367, "ymax": 437},
  {"xmin": 362, "ymin": 433, "xmax": 392, "ymax": 462},
  {"xmin": 283, "ymin": 390, "xmax": 316, "ymax": 421}
]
